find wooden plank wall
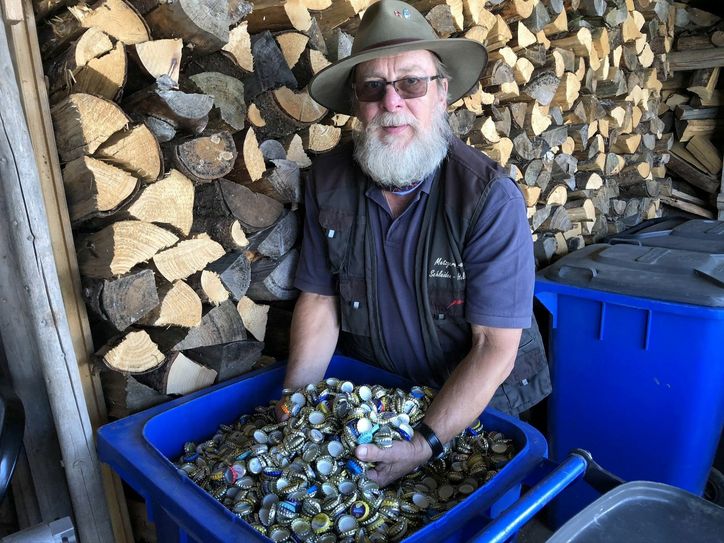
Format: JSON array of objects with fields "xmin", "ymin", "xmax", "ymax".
[{"xmin": 1, "ymin": 1, "xmax": 132, "ymax": 541}]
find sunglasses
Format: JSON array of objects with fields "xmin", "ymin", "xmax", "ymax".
[{"xmin": 354, "ymin": 75, "xmax": 443, "ymax": 102}]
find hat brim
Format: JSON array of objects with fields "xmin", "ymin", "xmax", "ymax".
[{"xmin": 308, "ymin": 39, "xmax": 488, "ymax": 115}]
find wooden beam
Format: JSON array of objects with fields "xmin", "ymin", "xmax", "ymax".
[
  {"xmin": 669, "ymin": 48, "xmax": 724, "ymax": 71},
  {"xmin": 3, "ymin": 1, "xmax": 131, "ymax": 541}
]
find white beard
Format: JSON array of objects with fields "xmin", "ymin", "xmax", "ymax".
[{"xmin": 353, "ymin": 105, "xmax": 452, "ymax": 189}]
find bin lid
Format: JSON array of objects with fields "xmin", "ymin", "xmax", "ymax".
[
  {"xmin": 539, "ymin": 244, "xmax": 724, "ymax": 308},
  {"xmin": 547, "ymin": 481, "xmax": 724, "ymax": 543},
  {"xmin": 609, "ymin": 219, "xmax": 724, "ymax": 254}
]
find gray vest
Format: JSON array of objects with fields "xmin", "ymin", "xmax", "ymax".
[{"xmin": 312, "ymin": 138, "xmax": 551, "ymax": 415}]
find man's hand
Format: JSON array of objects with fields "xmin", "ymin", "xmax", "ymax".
[{"xmin": 354, "ymin": 434, "xmax": 432, "ymax": 487}]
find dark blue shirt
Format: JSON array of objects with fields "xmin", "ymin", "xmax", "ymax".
[{"xmin": 294, "ymin": 159, "xmax": 534, "ymax": 385}]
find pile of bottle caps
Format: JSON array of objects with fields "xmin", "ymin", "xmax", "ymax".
[{"xmin": 176, "ymin": 378, "xmax": 515, "ymax": 542}]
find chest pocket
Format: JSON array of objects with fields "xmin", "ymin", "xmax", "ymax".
[
  {"xmin": 338, "ymin": 276, "xmax": 370, "ymax": 336},
  {"xmin": 319, "ymin": 208, "xmax": 355, "ymax": 274}
]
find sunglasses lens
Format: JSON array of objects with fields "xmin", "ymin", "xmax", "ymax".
[
  {"xmin": 355, "ymin": 77, "xmax": 432, "ymax": 102},
  {"xmin": 356, "ymin": 80, "xmax": 386, "ymax": 102},
  {"xmin": 396, "ymin": 77, "xmax": 426, "ymax": 98}
]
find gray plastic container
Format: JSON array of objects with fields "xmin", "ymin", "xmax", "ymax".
[
  {"xmin": 609, "ymin": 218, "xmax": 724, "ymax": 254},
  {"xmin": 540, "ymin": 242, "xmax": 724, "ymax": 307},
  {"xmin": 547, "ymin": 481, "xmax": 724, "ymax": 543}
]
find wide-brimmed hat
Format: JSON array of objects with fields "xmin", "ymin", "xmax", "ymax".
[{"xmin": 309, "ymin": 0, "xmax": 488, "ymax": 115}]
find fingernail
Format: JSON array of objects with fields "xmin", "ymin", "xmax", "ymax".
[{"xmin": 357, "ymin": 446, "xmax": 367, "ymax": 458}]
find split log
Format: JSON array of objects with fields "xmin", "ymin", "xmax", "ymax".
[
  {"xmin": 77, "ymin": 220, "xmax": 178, "ymax": 279},
  {"xmin": 565, "ymin": 198, "xmax": 596, "ymax": 222},
  {"xmin": 244, "ymin": 31, "xmax": 298, "ymax": 101},
  {"xmin": 540, "ymin": 184, "xmax": 568, "ymax": 206},
  {"xmin": 519, "ymin": 184, "xmax": 541, "ymax": 206},
  {"xmin": 129, "ymin": 38, "xmax": 183, "ymax": 84},
  {"xmin": 61, "ymin": 156, "xmax": 138, "ymax": 223},
  {"xmin": 70, "ymin": 0, "xmax": 150, "ymax": 43},
  {"xmin": 83, "ymin": 269, "xmax": 158, "ymax": 332},
  {"xmin": 253, "ymin": 87, "xmax": 327, "ymax": 139},
  {"xmin": 533, "ymin": 235, "xmax": 557, "ymax": 266},
  {"xmin": 231, "ymin": 127, "xmax": 267, "ymax": 183},
  {"xmin": 192, "ymin": 217, "xmax": 249, "ymax": 252},
  {"xmin": 185, "ymin": 340, "xmax": 264, "ymax": 382},
  {"xmin": 520, "ymin": 71, "xmax": 560, "ymax": 106},
  {"xmin": 173, "ymin": 300, "xmax": 247, "ymax": 350},
  {"xmin": 144, "ymin": 0, "xmax": 230, "ymax": 54},
  {"xmin": 45, "ymin": 28, "xmax": 114, "ymax": 95},
  {"xmin": 222, "ymin": 21, "xmax": 254, "ymax": 73},
  {"xmin": 236, "ymin": 297, "xmax": 269, "ymax": 342},
  {"xmin": 51, "ymin": 93, "xmax": 129, "ymax": 162},
  {"xmin": 123, "ymin": 75, "xmax": 214, "ymax": 136},
  {"xmin": 40, "ymin": 0, "xmax": 149, "ymax": 57},
  {"xmin": 100, "ymin": 371, "xmax": 169, "ymax": 418},
  {"xmin": 247, "ymin": 210, "xmax": 299, "ymax": 258},
  {"xmin": 187, "ymin": 72, "xmax": 247, "ymax": 133},
  {"xmin": 246, "ymin": 248, "xmax": 299, "ymax": 301},
  {"xmin": 187, "ymin": 270, "xmax": 230, "ymax": 306},
  {"xmin": 292, "ymin": 47, "xmax": 332, "ymax": 87},
  {"xmin": 207, "ymin": 251, "xmax": 252, "ymax": 301},
  {"xmin": 537, "ymin": 205, "xmax": 572, "ymax": 233},
  {"xmin": 94, "ymin": 123, "xmax": 162, "ymax": 183},
  {"xmin": 46, "ymin": 30, "xmax": 126, "ymax": 102},
  {"xmin": 152, "ymin": 234, "xmax": 226, "ymax": 282},
  {"xmin": 171, "ymin": 131, "xmax": 238, "ymax": 183},
  {"xmin": 246, "ymin": 0, "xmax": 312, "ymax": 32},
  {"xmin": 139, "ymin": 280, "xmax": 202, "ymax": 328},
  {"xmin": 303, "ymin": 124, "xmax": 342, "ymax": 153},
  {"xmin": 229, "ymin": 0, "xmax": 254, "ymax": 26},
  {"xmin": 135, "ymin": 352, "xmax": 217, "ymax": 395},
  {"xmin": 98, "ymin": 330, "xmax": 164, "ymax": 373},
  {"xmin": 276, "ymin": 30, "xmax": 310, "ymax": 70},
  {"xmin": 123, "ymin": 169, "xmax": 195, "ymax": 236},
  {"xmin": 260, "ymin": 139, "xmax": 288, "ymax": 162},
  {"xmin": 218, "ymin": 179, "xmax": 285, "ymax": 232},
  {"xmin": 286, "ymin": 134, "xmax": 313, "ymax": 168}
]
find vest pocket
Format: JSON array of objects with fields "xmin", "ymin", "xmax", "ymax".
[
  {"xmin": 319, "ymin": 208, "xmax": 354, "ymax": 274},
  {"xmin": 338, "ymin": 277, "xmax": 370, "ymax": 336},
  {"xmin": 505, "ymin": 318, "xmax": 547, "ymax": 384}
]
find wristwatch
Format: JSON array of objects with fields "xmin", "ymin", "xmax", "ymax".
[{"xmin": 416, "ymin": 422, "xmax": 446, "ymax": 460}]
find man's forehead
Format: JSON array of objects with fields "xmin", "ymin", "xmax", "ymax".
[{"xmin": 356, "ymin": 50, "xmax": 437, "ymax": 76}]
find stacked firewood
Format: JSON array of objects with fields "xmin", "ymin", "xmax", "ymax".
[
  {"xmin": 659, "ymin": 2, "xmax": 724, "ymax": 220},
  {"xmin": 37, "ymin": 0, "xmax": 722, "ymax": 415}
]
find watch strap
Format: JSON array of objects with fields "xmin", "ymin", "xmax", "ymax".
[{"xmin": 416, "ymin": 422, "xmax": 445, "ymax": 459}]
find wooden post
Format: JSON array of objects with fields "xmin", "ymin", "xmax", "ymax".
[
  {"xmin": 0, "ymin": 12, "xmax": 116, "ymax": 543},
  {"xmin": 4, "ymin": 0, "xmax": 134, "ymax": 540}
]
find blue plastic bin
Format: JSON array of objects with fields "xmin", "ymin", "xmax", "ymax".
[
  {"xmin": 535, "ymin": 243, "xmax": 724, "ymax": 527},
  {"xmin": 97, "ymin": 356, "xmax": 549, "ymax": 543}
]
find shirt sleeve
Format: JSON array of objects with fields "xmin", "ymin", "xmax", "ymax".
[
  {"xmin": 293, "ymin": 172, "xmax": 337, "ymax": 296},
  {"xmin": 463, "ymin": 177, "xmax": 534, "ymax": 329}
]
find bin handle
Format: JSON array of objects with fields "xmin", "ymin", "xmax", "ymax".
[
  {"xmin": 468, "ymin": 452, "xmax": 589, "ymax": 543},
  {"xmin": 608, "ymin": 237, "xmax": 643, "ymax": 246}
]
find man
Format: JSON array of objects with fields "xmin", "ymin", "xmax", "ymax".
[{"xmin": 279, "ymin": 0, "xmax": 550, "ymax": 487}]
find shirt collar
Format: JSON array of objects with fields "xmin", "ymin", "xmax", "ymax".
[{"xmin": 364, "ymin": 166, "xmax": 439, "ymax": 201}]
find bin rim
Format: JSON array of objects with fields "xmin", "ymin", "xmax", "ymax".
[
  {"xmin": 97, "ymin": 356, "xmax": 549, "ymax": 543},
  {"xmin": 535, "ymin": 276, "xmax": 724, "ymax": 319}
]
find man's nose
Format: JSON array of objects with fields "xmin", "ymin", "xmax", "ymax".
[{"xmin": 381, "ymin": 82, "xmax": 405, "ymax": 111}]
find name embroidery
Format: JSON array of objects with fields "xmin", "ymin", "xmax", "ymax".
[{"xmin": 429, "ymin": 257, "xmax": 465, "ymax": 280}]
